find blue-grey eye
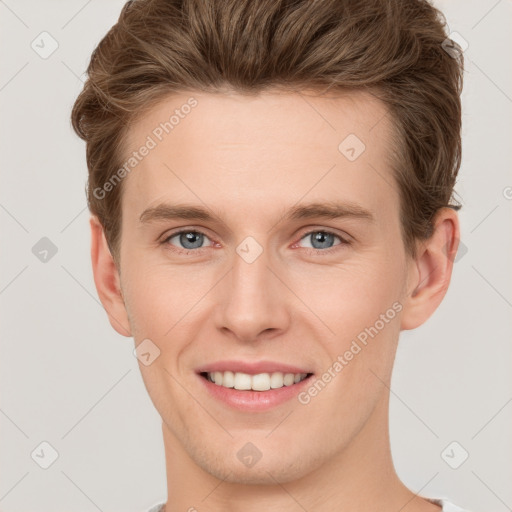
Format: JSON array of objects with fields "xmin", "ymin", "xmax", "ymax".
[
  {"xmin": 300, "ymin": 231, "xmax": 342, "ymax": 250},
  {"xmin": 167, "ymin": 231, "xmax": 212, "ymax": 250}
]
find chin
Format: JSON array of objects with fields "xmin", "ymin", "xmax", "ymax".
[{"xmin": 192, "ymin": 443, "xmax": 323, "ymax": 485}]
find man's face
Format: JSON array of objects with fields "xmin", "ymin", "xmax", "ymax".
[{"xmin": 117, "ymin": 89, "xmax": 415, "ymax": 483}]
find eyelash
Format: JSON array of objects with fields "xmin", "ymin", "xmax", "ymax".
[{"xmin": 160, "ymin": 228, "xmax": 351, "ymax": 255}]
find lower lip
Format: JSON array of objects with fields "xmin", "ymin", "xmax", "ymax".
[{"xmin": 197, "ymin": 373, "xmax": 313, "ymax": 411}]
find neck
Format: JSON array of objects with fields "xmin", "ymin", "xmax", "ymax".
[{"xmin": 160, "ymin": 391, "xmax": 437, "ymax": 512}]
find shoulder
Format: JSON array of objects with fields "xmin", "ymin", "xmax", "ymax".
[
  {"xmin": 427, "ymin": 497, "xmax": 476, "ymax": 512},
  {"xmin": 144, "ymin": 499, "xmax": 477, "ymax": 512},
  {"xmin": 145, "ymin": 503, "xmax": 165, "ymax": 512}
]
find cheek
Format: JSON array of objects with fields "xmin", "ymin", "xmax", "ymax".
[
  {"xmin": 292, "ymin": 252, "xmax": 403, "ymax": 326},
  {"xmin": 121, "ymin": 238, "xmax": 406, "ymax": 347},
  {"xmin": 287, "ymin": 255, "xmax": 405, "ymax": 379},
  {"xmin": 121, "ymin": 259, "xmax": 217, "ymax": 339}
]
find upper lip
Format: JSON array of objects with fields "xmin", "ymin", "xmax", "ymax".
[{"xmin": 196, "ymin": 360, "xmax": 313, "ymax": 375}]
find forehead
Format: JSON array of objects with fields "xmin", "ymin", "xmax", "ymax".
[{"xmin": 121, "ymin": 88, "xmax": 399, "ymax": 226}]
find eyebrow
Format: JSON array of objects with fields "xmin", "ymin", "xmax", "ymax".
[{"xmin": 139, "ymin": 201, "xmax": 375, "ymax": 225}]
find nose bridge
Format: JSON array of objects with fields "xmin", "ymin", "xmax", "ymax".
[{"xmin": 217, "ymin": 236, "xmax": 289, "ymax": 340}]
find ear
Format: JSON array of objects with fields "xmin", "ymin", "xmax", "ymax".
[
  {"xmin": 90, "ymin": 216, "xmax": 132, "ymax": 337},
  {"xmin": 400, "ymin": 207, "xmax": 460, "ymax": 331}
]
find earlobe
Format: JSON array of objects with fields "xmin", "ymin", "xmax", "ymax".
[
  {"xmin": 90, "ymin": 216, "xmax": 132, "ymax": 337},
  {"xmin": 400, "ymin": 208, "xmax": 460, "ymax": 331}
]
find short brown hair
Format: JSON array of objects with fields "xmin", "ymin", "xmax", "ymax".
[{"xmin": 71, "ymin": 0, "xmax": 464, "ymax": 263}]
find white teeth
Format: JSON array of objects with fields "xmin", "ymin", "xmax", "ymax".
[
  {"xmin": 222, "ymin": 370, "xmax": 234, "ymax": 388},
  {"xmin": 234, "ymin": 372, "xmax": 252, "ymax": 390},
  {"xmin": 270, "ymin": 372, "xmax": 284, "ymax": 389},
  {"xmin": 252, "ymin": 373, "xmax": 271, "ymax": 391},
  {"xmin": 283, "ymin": 373, "xmax": 295, "ymax": 386},
  {"xmin": 206, "ymin": 371, "xmax": 308, "ymax": 391}
]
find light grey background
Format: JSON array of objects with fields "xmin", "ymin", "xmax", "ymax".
[{"xmin": 1, "ymin": 1, "xmax": 511, "ymax": 511}]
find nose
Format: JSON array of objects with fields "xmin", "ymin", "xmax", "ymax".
[{"xmin": 215, "ymin": 240, "xmax": 291, "ymax": 343}]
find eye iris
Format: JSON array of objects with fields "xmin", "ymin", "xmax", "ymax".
[
  {"xmin": 311, "ymin": 231, "xmax": 335, "ymax": 249},
  {"xmin": 175, "ymin": 232, "xmax": 338, "ymax": 250},
  {"xmin": 180, "ymin": 231, "xmax": 203, "ymax": 249}
]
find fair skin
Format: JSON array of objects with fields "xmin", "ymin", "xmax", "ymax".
[{"xmin": 90, "ymin": 89, "xmax": 459, "ymax": 512}]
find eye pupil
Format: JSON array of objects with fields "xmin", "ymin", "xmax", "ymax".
[
  {"xmin": 310, "ymin": 231, "xmax": 335, "ymax": 249},
  {"xmin": 181, "ymin": 231, "xmax": 203, "ymax": 249},
  {"xmin": 168, "ymin": 230, "xmax": 343, "ymax": 253}
]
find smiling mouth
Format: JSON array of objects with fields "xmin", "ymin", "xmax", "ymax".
[{"xmin": 200, "ymin": 371, "xmax": 313, "ymax": 391}]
